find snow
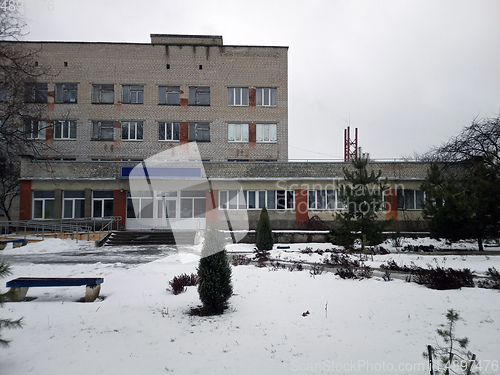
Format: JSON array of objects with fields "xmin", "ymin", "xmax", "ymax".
[{"xmin": 1, "ymin": 238, "xmax": 500, "ymax": 374}]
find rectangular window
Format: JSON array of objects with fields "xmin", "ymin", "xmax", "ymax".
[
  {"xmin": 33, "ymin": 191, "xmax": 55, "ymax": 219},
  {"xmin": 24, "ymin": 120, "xmax": 47, "ymax": 140},
  {"xmin": 92, "ymin": 191, "xmax": 114, "ymax": 218},
  {"xmin": 227, "ymin": 87, "xmax": 249, "ymax": 106},
  {"xmin": 158, "ymin": 122, "xmax": 180, "ymax": 141},
  {"xmin": 180, "ymin": 191, "xmax": 206, "ymax": 218},
  {"xmin": 228, "ymin": 124, "xmax": 249, "ymax": 142},
  {"xmin": 309, "ymin": 190, "xmax": 341, "ymax": 210},
  {"xmin": 25, "ymin": 83, "xmax": 47, "ymax": 103},
  {"xmin": 277, "ymin": 190, "xmax": 295, "ymax": 210},
  {"xmin": 159, "ymin": 86, "xmax": 180, "ymax": 105},
  {"xmin": 256, "ymin": 87, "xmax": 277, "ymax": 106},
  {"xmin": 63, "ymin": 190, "xmax": 85, "ymax": 218},
  {"xmin": 122, "ymin": 121, "xmax": 143, "ymax": 140},
  {"xmin": 189, "ymin": 122, "xmax": 210, "ymax": 142},
  {"xmin": 398, "ymin": 189, "xmax": 425, "ymax": 210},
  {"xmin": 92, "ymin": 84, "xmax": 114, "ymax": 104},
  {"xmin": 218, "ymin": 190, "xmax": 291, "ymax": 210},
  {"xmin": 92, "ymin": 121, "xmax": 114, "ymax": 141},
  {"xmin": 54, "ymin": 120, "xmax": 77, "ymax": 140},
  {"xmin": 55, "ymin": 83, "xmax": 77, "ymax": 103},
  {"xmin": 126, "ymin": 192, "xmax": 153, "ymax": 219},
  {"xmin": 189, "ymin": 86, "xmax": 210, "ymax": 105},
  {"xmin": 122, "ymin": 85, "xmax": 144, "ymax": 104},
  {"xmin": 256, "ymin": 124, "xmax": 277, "ymax": 142}
]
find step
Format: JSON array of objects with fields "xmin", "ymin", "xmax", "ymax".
[{"xmin": 104, "ymin": 231, "xmax": 196, "ymax": 246}]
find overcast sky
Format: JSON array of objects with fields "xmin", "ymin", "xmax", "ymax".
[{"xmin": 19, "ymin": 0, "xmax": 500, "ymax": 161}]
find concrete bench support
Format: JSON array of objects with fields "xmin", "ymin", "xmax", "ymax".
[
  {"xmin": 85, "ymin": 284, "xmax": 101, "ymax": 302},
  {"xmin": 9, "ymin": 287, "xmax": 29, "ymax": 302}
]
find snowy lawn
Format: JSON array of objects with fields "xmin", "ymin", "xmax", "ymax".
[{"xmin": 1, "ymin": 238, "xmax": 499, "ymax": 374}]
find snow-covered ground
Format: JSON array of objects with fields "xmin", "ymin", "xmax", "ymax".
[{"xmin": 1, "ymin": 238, "xmax": 499, "ymax": 374}]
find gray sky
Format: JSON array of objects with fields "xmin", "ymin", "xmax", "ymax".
[{"xmin": 20, "ymin": 0, "xmax": 500, "ymax": 161}]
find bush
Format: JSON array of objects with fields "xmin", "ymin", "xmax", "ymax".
[
  {"xmin": 197, "ymin": 228, "xmax": 233, "ymax": 315},
  {"xmin": 256, "ymin": 206, "xmax": 274, "ymax": 251},
  {"xmin": 253, "ymin": 247, "xmax": 271, "ymax": 266},
  {"xmin": 231, "ymin": 255, "xmax": 252, "ymax": 266},
  {"xmin": 168, "ymin": 273, "xmax": 199, "ymax": 295},
  {"xmin": 477, "ymin": 267, "xmax": 500, "ymax": 290},
  {"xmin": 411, "ymin": 266, "xmax": 475, "ymax": 290}
]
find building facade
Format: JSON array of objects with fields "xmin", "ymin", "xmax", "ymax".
[
  {"xmin": 18, "ymin": 34, "xmax": 288, "ymax": 162},
  {"xmin": 13, "ymin": 34, "xmax": 429, "ymax": 232}
]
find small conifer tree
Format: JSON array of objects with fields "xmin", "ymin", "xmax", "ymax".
[
  {"xmin": 197, "ymin": 228, "xmax": 233, "ymax": 315},
  {"xmin": 0, "ymin": 260, "xmax": 22, "ymax": 347},
  {"xmin": 424, "ymin": 309, "xmax": 477, "ymax": 375},
  {"xmin": 256, "ymin": 206, "xmax": 274, "ymax": 251}
]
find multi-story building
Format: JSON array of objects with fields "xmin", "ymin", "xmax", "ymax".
[
  {"xmin": 19, "ymin": 34, "xmax": 288, "ymax": 162},
  {"xmin": 9, "ymin": 34, "xmax": 430, "ymax": 233}
]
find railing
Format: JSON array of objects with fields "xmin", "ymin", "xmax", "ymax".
[{"xmin": 0, "ymin": 217, "xmax": 122, "ymax": 242}]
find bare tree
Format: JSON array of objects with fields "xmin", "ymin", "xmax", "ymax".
[
  {"xmin": 0, "ymin": 8, "xmax": 50, "ymax": 222},
  {"xmin": 424, "ymin": 115, "xmax": 500, "ymax": 167}
]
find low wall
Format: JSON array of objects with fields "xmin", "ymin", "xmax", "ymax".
[{"xmin": 229, "ymin": 231, "xmax": 330, "ymax": 244}]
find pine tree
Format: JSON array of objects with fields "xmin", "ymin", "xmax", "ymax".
[
  {"xmin": 330, "ymin": 158, "xmax": 389, "ymax": 252},
  {"xmin": 197, "ymin": 228, "xmax": 233, "ymax": 315},
  {"xmin": 255, "ymin": 206, "xmax": 274, "ymax": 251},
  {"xmin": 424, "ymin": 309, "xmax": 477, "ymax": 375},
  {"xmin": 0, "ymin": 260, "xmax": 22, "ymax": 347},
  {"xmin": 422, "ymin": 160, "xmax": 500, "ymax": 251}
]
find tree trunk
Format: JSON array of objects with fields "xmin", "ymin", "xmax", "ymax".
[{"xmin": 477, "ymin": 237, "xmax": 484, "ymax": 251}]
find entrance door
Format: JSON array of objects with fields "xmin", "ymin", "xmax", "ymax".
[{"xmin": 126, "ymin": 190, "xmax": 206, "ymax": 230}]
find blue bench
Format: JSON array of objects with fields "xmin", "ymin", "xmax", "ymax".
[
  {"xmin": 6, "ymin": 277, "xmax": 104, "ymax": 302},
  {"xmin": 0, "ymin": 239, "xmax": 28, "ymax": 250}
]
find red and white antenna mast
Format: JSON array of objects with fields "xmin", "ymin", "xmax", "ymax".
[{"xmin": 344, "ymin": 126, "xmax": 358, "ymax": 162}]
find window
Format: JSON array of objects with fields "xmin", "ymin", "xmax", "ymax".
[
  {"xmin": 55, "ymin": 83, "xmax": 77, "ymax": 103},
  {"xmin": 219, "ymin": 190, "xmax": 247, "ymax": 210},
  {"xmin": 33, "ymin": 191, "xmax": 54, "ymax": 219},
  {"xmin": 54, "ymin": 120, "xmax": 77, "ymax": 139},
  {"xmin": 159, "ymin": 122, "xmax": 180, "ymax": 141},
  {"xmin": 121, "ymin": 121, "xmax": 143, "ymax": 140},
  {"xmin": 92, "ymin": 191, "xmax": 114, "ymax": 218},
  {"xmin": 127, "ymin": 191, "xmax": 153, "ymax": 219},
  {"xmin": 189, "ymin": 122, "xmax": 210, "ymax": 142},
  {"xmin": 180, "ymin": 191, "xmax": 206, "ymax": 218},
  {"xmin": 92, "ymin": 121, "xmax": 114, "ymax": 141},
  {"xmin": 256, "ymin": 124, "xmax": 277, "ymax": 142},
  {"xmin": 159, "ymin": 86, "xmax": 180, "ymax": 105},
  {"xmin": 25, "ymin": 83, "xmax": 47, "ymax": 103},
  {"xmin": 219, "ymin": 190, "xmax": 292, "ymax": 210},
  {"xmin": 189, "ymin": 86, "xmax": 210, "ymax": 105},
  {"xmin": 228, "ymin": 124, "xmax": 249, "ymax": 142},
  {"xmin": 122, "ymin": 85, "xmax": 144, "ymax": 104},
  {"xmin": 24, "ymin": 120, "xmax": 46, "ymax": 140},
  {"xmin": 256, "ymin": 87, "xmax": 277, "ymax": 106},
  {"xmin": 277, "ymin": 190, "xmax": 295, "ymax": 210},
  {"xmin": 92, "ymin": 84, "xmax": 114, "ymax": 104},
  {"xmin": 309, "ymin": 190, "xmax": 343, "ymax": 210},
  {"xmin": 63, "ymin": 190, "xmax": 85, "ymax": 218},
  {"xmin": 397, "ymin": 189, "xmax": 425, "ymax": 210},
  {"xmin": 227, "ymin": 87, "xmax": 249, "ymax": 106}
]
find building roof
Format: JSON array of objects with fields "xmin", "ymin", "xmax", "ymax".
[{"xmin": 21, "ymin": 159, "xmax": 431, "ymax": 182}]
